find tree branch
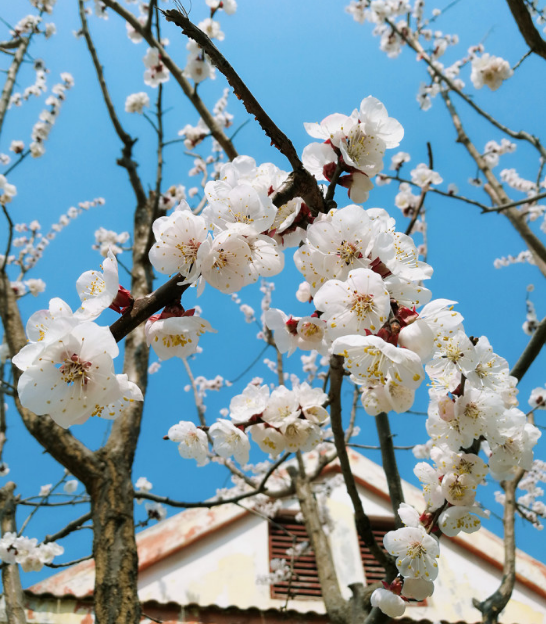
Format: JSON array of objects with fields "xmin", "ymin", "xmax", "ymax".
[
  {"xmin": 374, "ymin": 412, "xmax": 405, "ymax": 528},
  {"xmin": 510, "ymin": 314, "xmax": 546, "ymax": 381},
  {"xmin": 162, "ymin": 9, "xmax": 326, "ymax": 214},
  {"xmin": 328, "ymin": 355, "xmax": 398, "ymax": 578},
  {"xmin": 287, "ymin": 463, "xmax": 349, "ymax": 624},
  {"xmin": 473, "ymin": 468, "xmax": 525, "ymax": 623},
  {"xmin": 44, "ymin": 511, "xmax": 92, "ymax": 544},
  {"xmin": 109, "ymin": 277, "xmax": 190, "ymax": 343},
  {"xmin": 506, "ymin": 0, "xmax": 546, "ymax": 61},
  {"xmin": 440, "ymin": 88, "xmax": 546, "ymax": 278},
  {"xmin": 101, "ymin": 0, "xmax": 238, "ymax": 161},
  {"xmin": 385, "ymin": 16, "xmax": 546, "ymax": 160},
  {"xmin": 78, "ymin": 0, "xmax": 147, "ymax": 208}
]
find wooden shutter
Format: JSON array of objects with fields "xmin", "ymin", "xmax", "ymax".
[
  {"xmin": 269, "ymin": 515, "xmax": 322, "ymax": 599},
  {"xmin": 269, "ymin": 515, "xmax": 426, "ymax": 605},
  {"xmin": 357, "ymin": 518, "xmax": 393, "ymax": 584}
]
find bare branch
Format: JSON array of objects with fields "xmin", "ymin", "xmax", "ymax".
[
  {"xmin": 135, "ymin": 452, "xmax": 292, "ymax": 508},
  {"xmin": 473, "ymin": 468, "xmax": 525, "ymax": 623},
  {"xmin": 440, "ymin": 89, "xmax": 546, "ymax": 278},
  {"xmin": 46, "ymin": 554, "xmax": 93, "ymax": 568},
  {"xmin": 0, "ymin": 38, "xmax": 23, "ymax": 51},
  {"xmin": 78, "ymin": 0, "xmax": 147, "ymax": 208},
  {"xmin": 287, "ymin": 463, "xmax": 349, "ymax": 624},
  {"xmin": 506, "ymin": 0, "xmax": 546, "ymax": 62},
  {"xmin": 101, "ymin": 0, "xmax": 238, "ymax": 160},
  {"xmin": 44, "ymin": 511, "xmax": 93, "ymax": 544},
  {"xmin": 374, "ymin": 412, "xmax": 405, "ymax": 528},
  {"xmin": 163, "ymin": 9, "xmax": 326, "ymax": 214},
  {"xmin": 328, "ymin": 355, "xmax": 398, "ymax": 578}
]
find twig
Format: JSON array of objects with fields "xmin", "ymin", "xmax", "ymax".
[
  {"xmin": 228, "ymin": 342, "xmax": 271, "ymax": 384},
  {"xmin": 18, "ymin": 472, "xmax": 68, "ymax": 536},
  {"xmin": 135, "ymin": 452, "xmax": 291, "ymax": 508},
  {"xmin": 44, "ymin": 511, "xmax": 93, "ymax": 544},
  {"xmin": 46, "ymin": 554, "xmax": 93, "ymax": 568},
  {"xmin": 512, "ymin": 48, "xmax": 533, "ymax": 70},
  {"xmin": 182, "ymin": 357, "xmax": 207, "ymax": 427},
  {"xmin": 1, "ymin": 205, "xmax": 13, "ymax": 272},
  {"xmin": 3, "ymin": 150, "xmax": 29, "ymax": 177}
]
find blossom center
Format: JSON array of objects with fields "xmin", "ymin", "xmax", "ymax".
[
  {"xmin": 406, "ymin": 541, "xmax": 426, "ymax": 559},
  {"xmin": 351, "ymin": 292, "xmax": 374, "ymax": 319},
  {"xmin": 337, "ymin": 240, "xmax": 362, "ymax": 265},
  {"xmin": 175, "ymin": 238, "xmax": 201, "ymax": 262},
  {"xmin": 160, "ymin": 334, "xmax": 191, "ymax": 348},
  {"xmin": 60, "ymin": 354, "xmax": 92, "ymax": 385}
]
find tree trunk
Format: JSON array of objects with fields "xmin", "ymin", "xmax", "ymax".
[{"xmin": 90, "ymin": 454, "xmax": 140, "ymax": 624}]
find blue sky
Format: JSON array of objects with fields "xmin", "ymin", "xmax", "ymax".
[{"xmin": 2, "ymin": 0, "xmax": 546, "ymax": 587}]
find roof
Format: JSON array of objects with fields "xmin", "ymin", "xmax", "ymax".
[{"xmin": 27, "ymin": 449, "xmax": 546, "ymax": 606}]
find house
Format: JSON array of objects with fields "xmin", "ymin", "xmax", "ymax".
[{"xmin": 5, "ymin": 450, "xmax": 546, "ymax": 623}]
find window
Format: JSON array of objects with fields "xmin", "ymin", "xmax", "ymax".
[{"xmin": 269, "ymin": 514, "xmax": 421, "ymax": 603}]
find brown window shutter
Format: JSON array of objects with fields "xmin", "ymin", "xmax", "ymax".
[
  {"xmin": 269, "ymin": 515, "xmax": 322, "ymax": 599},
  {"xmin": 269, "ymin": 514, "xmax": 425, "ymax": 607}
]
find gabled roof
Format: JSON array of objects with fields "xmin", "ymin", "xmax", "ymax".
[{"xmin": 28, "ymin": 449, "xmax": 546, "ymax": 603}]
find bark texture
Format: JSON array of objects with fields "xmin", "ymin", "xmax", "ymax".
[{"xmin": 0, "ymin": 483, "xmax": 27, "ymax": 624}]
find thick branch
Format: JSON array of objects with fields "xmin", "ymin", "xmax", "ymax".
[
  {"xmin": 374, "ymin": 412, "xmax": 405, "ymax": 528},
  {"xmin": 109, "ymin": 276, "xmax": 190, "ymax": 342},
  {"xmin": 0, "ymin": 38, "xmax": 23, "ymax": 51},
  {"xmin": 328, "ymin": 356, "xmax": 398, "ymax": 578},
  {"xmin": 473, "ymin": 469, "xmax": 525, "ymax": 623},
  {"xmin": 163, "ymin": 9, "xmax": 326, "ymax": 214},
  {"xmin": 78, "ymin": 0, "xmax": 147, "ymax": 207},
  {"xmin": 101, "ymin": 0, "xmax": 238, "ymax": 161},
  {"xmin": 506, "ymin": 0, "xmax": 546, "ymax": 61},
  {"xmin": 0, "ymin": 483, "xmax": 27, "ymax": 624},
  {"xmin": 510, "ymin": 314, "xmax": 546, "ymax": 381},
  {"xmin": 287, "ymin": 464, "xmax": 349, "ymax": 624}
]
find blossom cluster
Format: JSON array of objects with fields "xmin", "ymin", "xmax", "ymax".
[
  {"xmin": 0, "ymin": 532, "xmax": 63, "ymax": 573},
  {"xmin": 302, "ymin": 96, "xmax": 404, "ymax": 204},
  {"xmin": 1, "ymin": 198, "xmax": 105, "ymax": 273},
  {"xmin": 13, "ymin": 251, "xmax": 144, "ymax": 428},
  {"xmin": 168, "ymin": 381, "xmax": 329, "ymax": 465}
]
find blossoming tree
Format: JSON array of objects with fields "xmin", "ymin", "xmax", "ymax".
[{"xmin": 1, "ymin": 1, "xmax": 546, "ymax": 623}]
